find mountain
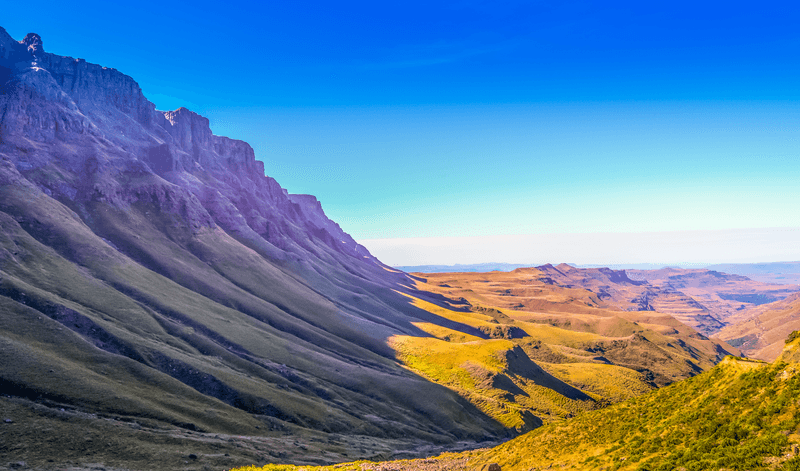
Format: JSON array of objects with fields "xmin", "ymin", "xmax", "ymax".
[
  {"xmin": 0, "ymin": 27, "xmax": 517, "ymax": 468},
  {"xmin": 0, "ymin": 28, "xmax": 750, "ymax": 471},
  {"xmin": 404, "ymin": 268, "xmax": 737, "ymax": 386},
  {"xmin": 237, "ymin": 333, "xmax": 800, "ymax": 471},
  {"xmin": 395, "ymin": 263, "xmax": 529, "ymax": 273},
  {"xmin": 717, "ymin": 293, "xmax": 800, "ymax": 361}
]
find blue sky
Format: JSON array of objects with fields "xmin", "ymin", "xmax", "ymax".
[{"xmin": 4, "ymin": 1, "xmax": 800, "ymax": 265}]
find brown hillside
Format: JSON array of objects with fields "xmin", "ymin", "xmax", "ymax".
[
  {"xmin": 628, "ymin": 268, "xmax": 800, "ymax": 332},
  {"xmin": 717, "ymin": 293, "xmax": 800, "ymax": 361}
]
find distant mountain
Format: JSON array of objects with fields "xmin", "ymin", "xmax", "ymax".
[
  {"xmin": 705, "ymin": 261, "xmax": 800, "ymax": 285},
  {"xmin": 401, "ymin": 261, "xmax": 800, "ymax": 285},
  {"xmin": 396, "ymin": 263, "xmax": 529, "ymax": 273}
]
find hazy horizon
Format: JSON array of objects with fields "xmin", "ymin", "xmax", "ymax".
[{"xmin": 363, "ymin": 227, "xmax": 800, "ymax": 267}]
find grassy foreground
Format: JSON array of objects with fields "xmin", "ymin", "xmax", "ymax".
[{"xmin": 231, "ymin": 338, "xmax": 800, "ymax": 471}]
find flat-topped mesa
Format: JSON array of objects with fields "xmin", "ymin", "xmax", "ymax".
[{"xmin": 5, "ymin": 28, "xmax": 155, "ymax": 127}]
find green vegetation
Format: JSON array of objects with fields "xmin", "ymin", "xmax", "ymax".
[
  {"xmin": 231, "ymin": 354, "xmax": 800, "ymax": 471},
  {"xmin": 385, "ymin": 279, "xmax": 735, "ymax": 432},
  {"xmin": 390, "ymin": 334, "xmax": 596, "ymax": 430}
]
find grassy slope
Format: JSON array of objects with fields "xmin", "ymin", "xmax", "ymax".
[
  {"xmin": 378, "ymin": 272, "xmax": 738, "ymax": 432},
  {"xmin": 234, "ymin": 339, "xmax": 800, "ymax": 471},
  {"xmin": 0, "ymin": 183, "xmax": 742, "ymax": 468},
  {"xmin": 0, "ymin": 177, "xmax": 741, "ymax": 469},
  {"xmin": 0, "ymin": 178, "xmax": 509, "ymax": 470}
]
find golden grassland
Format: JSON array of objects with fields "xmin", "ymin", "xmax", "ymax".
[
  {"xmin": 230, "ymin": 338, "xmax": 800, "ymax": 471},
  {"xmin": 375, "ymin": 272, "xmax": 737, "ymax": 431}
]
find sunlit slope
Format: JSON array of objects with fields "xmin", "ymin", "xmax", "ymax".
[
  {"xmin": 378, "ymin": 270, "xmax": 738, "ymax": 431},
  {"xmin": 718, "ymin": 293, "xmax": 800, "ymax": 361},
  {"xmin": 234, "ymin": 336, "xmax": 800, "ymax": 471}
]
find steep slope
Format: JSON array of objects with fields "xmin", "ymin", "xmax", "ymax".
[
  {"xmin": 717, "ymin": 293, "xmax": 800, "ymax": 361},
  {"xmin": 238, "ymin": 334, "xmax": 800, "ymax": 471},
  {"xmin": 0, "ymin": 27, "xmax": 509, "ymax": 459}
]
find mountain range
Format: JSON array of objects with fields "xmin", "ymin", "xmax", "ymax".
[{"xmin": 2, "ymin": 27, "xmax": 800, "ymax": 471}]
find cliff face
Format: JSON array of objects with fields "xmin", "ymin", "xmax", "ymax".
[
  {"xmin": 0, "ymin": 27, "xmax": 370, "ymax": 264},
  {"xmin": 0, "ymin": 27, "xmax": 509, "ymax": 457}
]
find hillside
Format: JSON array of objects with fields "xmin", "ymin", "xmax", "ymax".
[
  {"xmin": 717, "ymin": 293, "xmax": 800, "ymax": 361},
  {"xmin": 235, "ymin": 334, "xmax": 800, "ymax": 471},
  {"xmin": 0, "ymin": 27, "xmax": 510, "ymax": 468},
  {"xmin": 383, "ymin": 268, "xmax": 737, "ymax": 432}
]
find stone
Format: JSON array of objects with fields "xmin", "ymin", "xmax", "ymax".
[{"xmin": 21, "ymin": 33, "xmax": 43, "ymax": 55}]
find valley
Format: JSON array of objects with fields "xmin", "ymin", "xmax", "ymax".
[
  {"xmin": 2, "ymin": 25, "xmax": 800, "ymax": 471},
  {"xmin": 244, "ymin": 336, "xmax": 800, "ymax": 470}
]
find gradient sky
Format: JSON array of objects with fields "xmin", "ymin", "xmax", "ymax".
[{"xmin": 4, "ymin": 1, "xmax": 800, "ymax": 265}]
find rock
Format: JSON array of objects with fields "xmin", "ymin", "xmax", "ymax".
[
  {"xmin": 480, "ymin": 464, "xmax": 501, "ymax": 471},
  {"xmin": 9, "ymin": 462, "xmax": 26, "ymax": 469},
  {"xmin": 188, "ymin": 453, "xmax": 198, "ymax": 460},
  {"xmin": 21, "ymin": 33, "xmax": 43, "ymax": 56},
  {"xmin": 3, "ymin": 418, "xmax": 12, "ymax": 423}
]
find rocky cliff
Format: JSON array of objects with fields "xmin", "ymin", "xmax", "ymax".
[
  {"xmin": 0, "ymin": 27, "xmax": 513, "ymax": 468},
  {"xmin": 0, "ymin": 28, "xmax": 369, "ymax": 264}
]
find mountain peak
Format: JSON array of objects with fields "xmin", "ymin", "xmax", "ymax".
[{"xmin": 21, "ymin": 32, "xmax": 43, "ymax": 55}]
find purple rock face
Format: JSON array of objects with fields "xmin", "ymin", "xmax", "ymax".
[
  {"xmin": 0, "ymin": 26, "xmax": 376, "ymax": 267},
  {"xmin": 0, "ymin": 27, "xmax": 509, "ymax": 449}
]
